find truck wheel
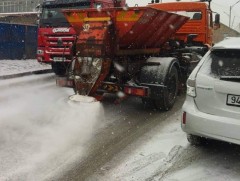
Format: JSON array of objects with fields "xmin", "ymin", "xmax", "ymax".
[
  {"xmin": 52, "ymin": 62, "xmax": 67, "ymax": 76},
  {"xmin": 154, "ymin": 66, "xmax": 178, "ymax": 111},
  {"xmin": 187, "ymin": 134, "xmax": 206, "ymax": 146},
  {"xmin": 142, "ymin": 98, "xmax": 154, "ymax": 108}
]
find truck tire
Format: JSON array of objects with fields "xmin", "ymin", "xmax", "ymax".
[
  {"xmin": 142, "ymin": 98, "xmax": 154, "ymax": 108},
  {"xmin": 52, "ymin": 62, "xmax": 67, "ymax": 76},
  {"xmin": 154, "ymin": 66, "xmax": 178, "ymax": 111}
]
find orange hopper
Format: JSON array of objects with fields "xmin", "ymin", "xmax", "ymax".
[
  {"xmin": 62, "ymin": 7, "xmax": 189, "ymax": 52},
  {"xmin": 60, "ymin": 7, "xmax": 188, "ymax": 98}
]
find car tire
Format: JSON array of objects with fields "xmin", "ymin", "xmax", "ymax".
[{"xmin": 187, "ymin": 134, "xmax": 206, "ymax": 146}]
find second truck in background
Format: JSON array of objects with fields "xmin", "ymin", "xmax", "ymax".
[{"xmin": 37, "ymin": 0, "xmax": 126, "ymax": 76}]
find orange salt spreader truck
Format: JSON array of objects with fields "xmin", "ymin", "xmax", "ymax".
[{"xmin": 57, "ymin": 0, "xmax": 220, "ymax": 110}]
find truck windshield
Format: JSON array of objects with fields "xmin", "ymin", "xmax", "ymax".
[
  {"xmin": 40, "ymin": 2, "xmax": 91, "ymax": 27},
  {"xmin": 170, "ymin": 11, "xmax": 202, "ymax": 20}
]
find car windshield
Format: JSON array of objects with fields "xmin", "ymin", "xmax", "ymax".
[
  {"xmin": 40, "ymin": 2, "xmax": 91, "ymax": 27},
  {"xmin": 200, "ymin": 50, "xmax": 240, "ymax": 78}
]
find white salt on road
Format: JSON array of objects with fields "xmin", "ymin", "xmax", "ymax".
[{"xmin": 0, "ymin": 76, "xmax": 104, "ymax": 181}]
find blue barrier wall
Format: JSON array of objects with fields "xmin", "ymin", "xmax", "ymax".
[{"xmin": 0, "ymin": 23, "xmax": 37, "ymax": 60}]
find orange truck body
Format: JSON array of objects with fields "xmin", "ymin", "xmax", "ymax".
[
  {"xmin": 64, "ymin": 7, "xmax": 188, "ymax": 54},
  {"xmin": 57, "ymin": 1, "xmax": 217, "ymax": 109},
  {"xmin": 60, "ymin": 7, "xmax": 188, "ymax": 98},
  {"xmin": 149, "ymin": 2, "xmax": 213, "ymax": 46}
]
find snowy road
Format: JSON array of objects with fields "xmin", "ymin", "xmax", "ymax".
[{"xmin": 1, "ymin": 74, "xmax": 240, "ymax": 181}]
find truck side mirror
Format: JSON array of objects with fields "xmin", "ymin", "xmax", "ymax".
[
  {"xmin": 36, "ymin": 19, "xmax": 40, "ymax": 25},
  {"xmin": 214, "ymin": 14, "xmax": 220, "ymax": 30},
  {"xmin": 35, "ymin": 4, "xmax": 41, "ymax": 26}
]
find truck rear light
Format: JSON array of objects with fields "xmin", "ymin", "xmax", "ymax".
[
  {"xmin": 186, "ymin": 78, "xmax": 196, "ymax": 97},
  {"xmin": 182, "ymin": 111, "xmax": 186, "ymax": 125},
  {"xmin": 124, "ymin": 87, "xmax": 148, "ymax": 97}
]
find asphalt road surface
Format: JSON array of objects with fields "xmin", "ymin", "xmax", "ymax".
[{"xmin": 1, "ymin": 74, "xmax": 240, "ymax": 181}]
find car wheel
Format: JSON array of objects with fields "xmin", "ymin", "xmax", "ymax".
[{"xmin": 187, "ymin": 134, "xmax": 206, "ymax": 146}]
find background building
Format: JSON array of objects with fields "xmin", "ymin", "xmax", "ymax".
[
  {"xmin": 0, "ymin": 0, "xmax": 43, "ymax": 13},
  {"xmin": 213, "ymin": 23, "xmax": 240, "ymax": 43}
]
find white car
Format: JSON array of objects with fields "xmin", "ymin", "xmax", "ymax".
[{"xmin": 182, "ymin": 37, "xmax": 240, "ymax": 145}]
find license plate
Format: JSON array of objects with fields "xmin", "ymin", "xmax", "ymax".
[
  {"xmin": 53, "ymin": 57, "xmax": 65, "ymax": 62},
  {"xmin": 227, "ymin": 94, "xmax": 240, "ymax": 107},
  {"xmin": 101, "ymin": 83, "xmax": 120, "ymax": 92}
]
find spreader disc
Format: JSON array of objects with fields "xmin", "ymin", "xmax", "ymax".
[{"xmin": 68, "ymin": 94, "xmax": 97, "ymax": 103}]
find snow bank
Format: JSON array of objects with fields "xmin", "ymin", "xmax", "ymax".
[{"xmin": 0, "ymin": 59, "xmax": 50, "ymax": 76}]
